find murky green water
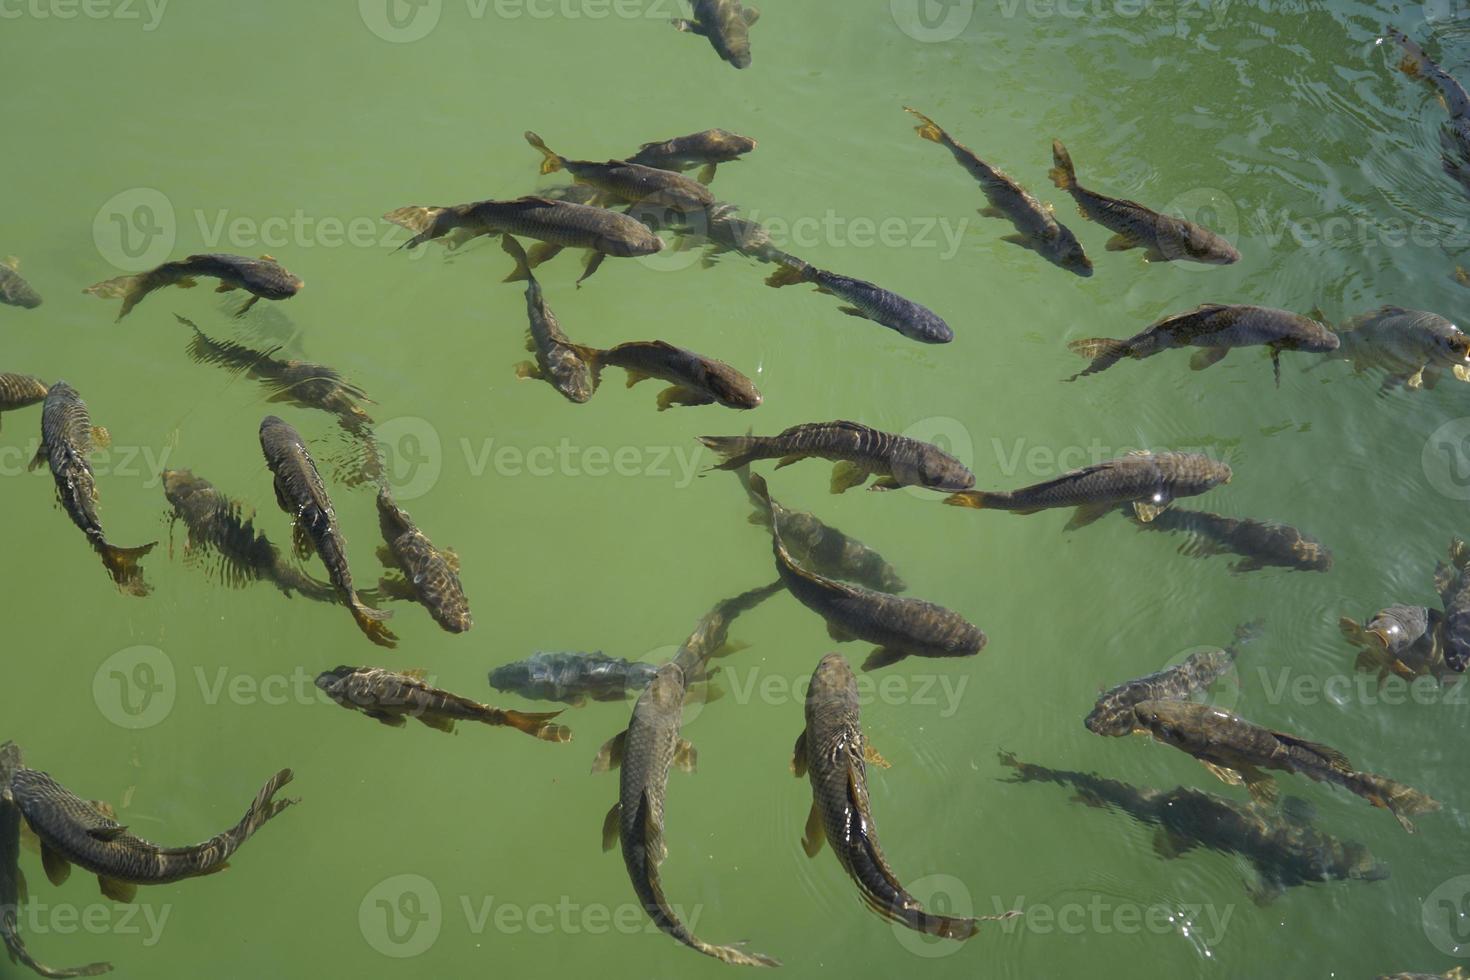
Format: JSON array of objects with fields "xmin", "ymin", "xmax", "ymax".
[{"xmin": 6, "ymin": 0, "xmax": 1470, "ymax": 976}]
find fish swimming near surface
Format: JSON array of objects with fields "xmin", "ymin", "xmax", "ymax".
[
  {"xmin": 28, "ymin": 382, "xmax": 155, "ymax": 595},
  {"xmin": 1047, "ymin": 141, "xmax": 1240, "ymax": 265},
  {"xmin": 1387, "ymin": 26, "xmax": 1470, "ymax": 195},
  {"xmin": 1129, "ymin": 506, "xmax": 1333, "ymax": 573},
  {"xmin": 525, "ymin": 132, "xmax": 715, "ymax": 214},
  {"xmin": 375, "ymin": 486, "xmax": 473, "ymax": 634},
  {"xmin": 626, "ymin": 130, "xmax": 757, "ymax": 183},
  {"xmin": 0, "ymin": 374, "xmax": 48, "ymax": 432},
  {"xmin": 679, "ymin": 203, "xmax": 797, "ymax": 267},
  {"xmin": 1341, "ymin": 605, "xmax": 1447, "ymax": 683},
  {"xmin": 500, "ymin": 236, "xmax": 599, "ymax": 403},
  {"xmin": 8, "ymin": 762, "xmax": 296, "ymax": 902},
  {"xmin": 1434, "ymin": 538, "xmax": 1470, "ymax": 672},
  {"xmin": 1330, "ymin": 306, "xmax": 1470, "ymax": 391},
  {"xmin": 85, "ymin": 254, "xmax": 302, "ymax": 321},
  {"xmin": 316, "ymin": 666, "xmax": 569, "ymax": 740},
  {"xmin": 574, "ymin": 340, "xmax": 761, "ymax": 411},
  {"xmin": 673, "ymin": 0, "xmax": 760, "ymax": 69},
  {"xmin": 1377, "ymin": 970, "xmax": 1468, "ymax": 980},
  {"xmin": 0, "ymin": 257, "xmax": 42, "ymax": 309},
  {"xmin": 947, "ymin": 451, "xmax": 1231, "ymax": 528},
  {"xmin": 796, "ymin": 654, "xmax": 1016, "ymax": 937},
  {"xmin": 905, "ymin": 107, "xmax": 1092, "ymax": 277},
  {"xmin": 700, "ymin": 420, "xmax": 975, "ymax": 493},
  {"xmin": 764, "ymin": 257, "xmax": 954, "ymax": 344},
  {"xmin": 258, "ymin": 415, "xmax": 396, "ymax": 648},
  {"xmin": 490, "ymin": 652, "xmax": 662, "ymax": 706}
]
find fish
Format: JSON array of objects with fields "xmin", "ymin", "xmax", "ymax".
[
  {"xmin": 490, "ymin": 652, "xmax": 662, "ymax": 706},
  {"xmin": 8, "ymin": 763, "xmax": 296, "ymax": 901},
  {"xmin": 673, "ymin": 0, "xmax": 760, "ymax": 69},
  {"xmin": 1084, "ymin": 621, "xmax": 1260, "ymax": 736},
  {"xmin": 500, "ymin": 236, "xmax": 599, "ymax": 403},
  {"xmin": 764, "ymin": 257, "xmax": 954, "ymax": 344},
  {"xmin": 0, "ymin": 257, "xmax": 42, "ymax": 309},
  {"xmin": 750, "ymin": 473, "xmax": 984, "ymax": 671},
  {"xmin": 674, "ymin": 580, "xmax": 783, "ymax": 666},
  {"xmin": 905, "ymin": 107, "xmax": 1091, "ymax": 277},
  {"xmin": 1330, "ymin": 306, "xmax": 1470, "ymax": 391},
  {"xmin": 1434, "ymin": 538, "xmax": 1470, "ymax": 672},
  {"xmin": 699, "ymin": 420, "xmax": 975, "ymax": 493},
  {"xmin": 1341, "ymin": 605, "xmax": 1447, "ymax": 684},
  {"xmin": 384, "ymin": 196, "xmax": 663, "ymax": 285},
  {"xmin": 258, "ymin": 415, "xmax": 396, "ymax": 648},
  {"xmin": 316, "ymin": 666, "xmax": 569, "ymax": 740},
  {"xmin": 1387, "ymin": 27, "xmax": 1470, "ymax": 195},
  {"xmin": 27, "ymin": 382, "xmax": 155, "ymax": 595},
  {"xmin": 1122, "ymin": 700, "xmax": 1440, "ymax": 832},
  {"xmin": 946, "ymin": 451, "xmax": 1231, "ymax": 528},
  {"xmin": 1066, "ymin": 304, "xmax": 1340, "ymax": 385},
  {"xmin": 0, "ymin": 374, "xmax": 48, "ymax": 432},
  {"xmin": 375, "ymin": 486, "xmax": 473, "ymax": 634},
  {"xmin": 0, "ymin": 743, "xmax": 113, "ymax": 977},
  {"xmin": 795, "ymin": 654, "xmax": 1015, "ymax": 936},
  {"xmin": 525, "ymin": 132, "xmax": 715, "ymax": 215},
  {"xmin": 577, "ymin": 340, "xmax": 761, "ymax": 410},
  {"xmin": 84, "ymin": 254, "xmax": 302, "ymax": 321},
  {"xmin": 1047, "ymin": 141, "xmax": 1240, "ymax": 264},
  {"xmin": 626, "ymin": 130, "xmax": 758, "ymax": 183},
  {"xmin": 1377, "ymin": 971, "xmax": 1467, "ymax": 980},
  {"xmin": 690, "ymin": 203, "xmax": 796, "ymax": 265},
  {"xmin": 1128, "ymin": 506, "xmax": 1333, "ymax": 573},
  {"xmin": 999, "ymin": 754, "xmax": 1389, "ymax": 905}
]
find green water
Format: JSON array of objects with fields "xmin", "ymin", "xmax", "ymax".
[{"xmin": 5, "ymin": 0, "xmax": 1470, "ymax": 976}]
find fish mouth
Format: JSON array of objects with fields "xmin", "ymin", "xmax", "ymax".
[{"xmin": 1365, "ymin": 628, "xmax": 1393, "ymax": 649}]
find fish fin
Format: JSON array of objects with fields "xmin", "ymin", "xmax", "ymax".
[
  {"xmin": 978, "ymin": 206, "xmax": 1005, "ymax": 218},
  {"xmin": 697, "ymin": 163, "xmax": 717, "ymax": 185},
  {"xmin": 591, "ymin": 729, "xmax": 627, "ymax": 773},
  {"xmin": 1105, "ymin": 233, "xmax": 1141, "ymax": 252},
  {"xmin": 904, "ymin": 106, "xmax": 946, "ymax": 144},
  {"xmin": 18, "ymin": 818, "xmax": 39, "ymax": 854},
  {"xmin": 40, "ymin": 843, "xmax": 71, "ymax": 886},
  {"xmin": 801, "ymin": 802, "xmax": 826, "ymax": 857},
  {"xmin": 1000, "ymin": 233, "xmax": 1037, "ymax": 250},
  {"xmin": 417, "ymin": 714, "xmax": 457, "ymax": 734},
  {"xmin": 790, "ymin": 729, "xmax": 808, "ymax": 777},
  {"xmin": 514, "ymin": 360, "xmax": 544, "ymax": 382},
  {"xmin": 526, "ymin": 242, "xmax": 564, "ymax": 269},
  {"xmin": 656, "ymin": 385, "xmax": 713, "ymax": 411},
  {"xmin": 1189, "ymin": 347, "xmax": 1230, "ymax": 371},
  {"xmin": 837, "ymin": 306, "xmax": 866, "ymax": 318},
  {"xmin": 862, "ymin": 647, "xmax": 908, "ymax": 672},
  {"xmin": 944, "ymin": 491, "xmax": 986, "ymax": 510},
  {"xmin": 523, "ymin": 131, "xmax": 564, "ymax": 175},
  {"xmin": 673, "ymin": 739, "xmax": 698, "ymax": 774},
  {"xmin": 1201, "ymin": 761, "xmax": 1245, "ymax": 787},
  {"xmin": 829, "ymin": 460, "xmax": 870, "ymax": 494},
  {"xmin": 175, "ymin": 277, "xmax": 197, "ymax": 290},
  {"xmin": 98, "ymin": 876, "xmax": 137, "ymax": 904},
  {"xmin": 601, "ymin": 802, "xmax": 621, "ymax": 852},
  {"xmin": 1270, "ymin": 347, "xmax": 1282, "ymax": 388},
  {"xmin": 1132, "ymin": 498, "xmax": 1171, "ymax": 523},
  {"xmin": 742, "ymin": 5, "xmax": 760, "ymax": 24},
  {"xmin": 100, "ymin": 541, "xmax": 155, "ymax": 597},
  {"xmin": 640, "ymin": 790, "xmax": 667, "ymax": 865},
  {"xmin": 442, "ymin": 547, "xmax": 460, "ymax": 573},
  {"xmin": 215, "ymin": 281, "xmax": 238, "ymax": 293},
  {"xmin": 1270, "ymin": 732, "xmax": 1352, "ymax": 770},
  {"xmin": 576, "ymin": 251, "xmax": 606, "ymax": 286},
  {"xmin": 1407, "ymin": 367, "xmax": 1426, "ymax": 389},
  {"xmin": 1067, "ymin": 337, "xmax": 1130, "ymax": 361},
  {"xmin": 376, "ymin": 574, "xmax": 417, "ymax": 601},
  {"xmin": 825, "ymin": 620, "xmax": 856, "ymax": 643},
  {"xmin": 863, "ymin": 743, "xmax": 892, "ymax": 769},
  {"xmin": 89, "ymin": 425, "xmax": 111, "ymax": 451},
  {"xmin": 868, "ymin": 476, "xmax": 901, "ymax": 491},
  {"xmin": 364, "ymin": 709, "xmax": 407, "ymax": 727},
  {"xmin": 234, "ymin": 294, "xmax": 261, "ymax": 318},
  {"xmin": 671, "ymin": 17, "xmax": 707, "ymax": 36},
  {"xmin": 501, "ymin": 234, "xmax": 533, "ymax": 282},
  {"xmin": 1065, "ymin": 501, "xmax": 1113, "ymax": 530},
  {"xmin": 0, "ymin": 256, "xmax": 16, "ymax": 270},
  {"xmin": 773, "ymin": 454, "xmax": 805, "ymax": 469},
  {"xmin": 624, "ymin": 370, "xmax": 652, "ymax": 389},
  {"xmin": 1228, "ymin": 558, "xmax": 1264, "ymax": 574},
  {"xmin": 1048, "ymin": 139, "xmax": 1077, "ymax": 189},
  {"xmin": 1247, "ymin": 879, "xmax": 1284, "ymax": 907},
  {"xmin": 1151, "ymin": 827, "xmax": 1196, "ymax": 859},
  {"xmin": 500, "ymin": 709, "xmax": 571, "ymax": 742},
  {"xmin": 764, "ymin": 263, "xmax": 809, "ymax": 288},
  {"xmin": 1240, "ymin": 766, "xmax": 1279, "ymax": 804},
  {"xmin": 1455, "ymin": 363, "xmax": 1470, "ymax": 382}
]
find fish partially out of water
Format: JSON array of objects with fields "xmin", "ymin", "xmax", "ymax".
[
  {"xmin": 85, "ymin": 254, "xmax": 302, "ymax": 321},
  {"xmin": 576, "ymin": 340, "xmax": 761, "ymax": 410},
  {"xmin": 946, "ymin": 451, "xmax": 1231, "ymax": 528},
  {"xmin": 905, "ymin": 107, "xmax": 1091, "ymax": 277},
  {"xmin": 1387, "ymin": 27, "xmax": 1470, "ymax": 195},
  {"xmin": 764, "ymin": 257, "xmax": 954, "ymax": 344},
  {"xmin": 1084, "ymin": 621, "xmax": 1260, "ymax": 736},
  {"xmin": 501, "ymin": 236, "xmax": 599, "ymax": 403},
  {"xmin": 0, "ymin": 257, "xmax": 42, "ymax": 309},
  {"xmin": 1121, "ymin": 700, "xmax": 1440, "ymax": 832},
  {"xmin": 673, "ymin": 0, "xmax": 759, "ymax": 69},
  {"xmin": 1341, "ymin": 605, "xmax": 1447, "ymax": 683},
  {"xmin": 490, "ymin": 652, "xmax": 662, "ymax": 706},
  {"xmin": 1129, "ymin": 506, "xmax": 1333, "ymax": 573},
  {"xmin": 525, "ymin": 132, "xmax": 714, "ymax": 215},
  {"xmin": 796, "ymin": 654, "xmax": 1014, "ymax": 937},
  {"xmin": 0, "ymin": 374, "xmax": 48, "ymax": 432},
  {"xmin": 1434, "ymin": 538, "xmax": 1470, "ymax": 672},
  {"xmin": 700, "ymin": 420, "xmax": 975, "ymax": 493},
  {"xmin": 1331, "ymin": 306, "xmax": 1470, "ymax": 391},
  {"xmin": 316, "ymin": 666, "xmax": 569, "ymax": 740},
  {"xmin": 626, "ymin": 130, "xmax": 757, "ymax": 183},
  {"xmin": 258, "ymin": 415, "xmax": 396, "ymax": 648},
  {"xmin": 375, "ymin": 486, "xmax": 473, "ymax": 634},
  {"xmin": 28, "ymin": 382, "xmax": 155, "ymax": 595},
  {"xmin": 8, "ymin": 762, "xmax": 296, "ymax": 901},
  {"xmin": 1047, "ymin": 141, "xmax": 1240, "ymax": 265},
  {"xmin": 1000, "ymin": 754, "xmax": 1389, "ymax": 905}
]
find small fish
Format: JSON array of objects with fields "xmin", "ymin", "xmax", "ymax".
[
  {"xmin": 316, "ymin": 666, "xmax": 568, "ymax": 740},
  {"xmin": 0, "ymin": 374, "xmax": 48, "ymax": 432},
  {"xmin": 375, "ymin": 486, "xmax": 473, "ymax": 634},
  {"xmin": 700, "ymin": 420, "xmax": 975, "ymax": 493},
  {"xmin": 490, "ymin": 652, "xmax": 662, "ymax": 706},
  {"xmin": 28, "ymin": 382, "xmax": 155, "ymax": 595},
  {"xmin": 946, "ymin": 451, "xmax": 1231, "ymax": 528},
  {"xmin": 764, "ymin": 257, "xmax": 954, "ymax": 344},
  {"xmin": 1130, "ymin": 506, "xmax": 1332, "ymax": 573},
  {"xmin": 1331, "ymin": 306, "xmax": 1470, "ymax": 391},
  {"xmin": 1067, "ymin": 304, "xmax": 1340, "ymax": 385},
  {"xmin": 1377, "ymin": 970, "xmax": 1467, "ymax": 980},
  {"xmin": 84, "ymin": 254, "xmax": 302, "ymax": 321},
  {"xmin": 258, "ymin": 415, "xmax": 396, "ymax": 648},
  {"xmin": 1341, "ymin": 605, "xmax": 1447, "ymax": 684},
  {"xmin": 626, "ymin": 130, "xmax": 758, "ymax": 183},
  {"xmin": 501, "ymin": 236, "xmax": 599, "ymax": 403},
  {"xmin": 0, "ymin": 257, "xmax": 42, "ymax": 309},
  {"xmin": 1387, "ymin": 27, "xmax": 1470, "ymax": 194},
  {"xmin": 673, "ymin": 0, "xmax": 760, "ymax": 69},
  {"xmin": 525, "ymin": 132, "xmax": 715, "ymax": 214},
  {"xmin": 905, "ymin": 107, "xmax": 1091, "ymax": 277},
  {"xmin": 578, "ymin": 340, "xmax": 761, "ymax": 411},
  {"xmin": 1047, "ymin": 141, "xmax": 1239, "ymax": 264},
  {"xmin": 1434, "ymin": 538, "xmax": 1470, "ymax": 672}
]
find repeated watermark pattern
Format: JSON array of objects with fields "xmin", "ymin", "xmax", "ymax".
[
  {"xmin": 0, "ymin": 0, "xmax": 168, "ymax": 30},
  {"xmin": 359, "ymin": 0, "xmax": 700, "ymax": 43},
  {"xmin": 0, "ymin": 901, "xmax": 171, "ymax": 948}
]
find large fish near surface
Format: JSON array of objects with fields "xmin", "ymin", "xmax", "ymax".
[
  {"xmin": 28, "ymin": 382, "xmax": 155, "ymax": 595},
  {"xmin": 490, "ymin": 652, "xmax": 662, "ymax": 706},
  {"xmin": 8, "ymin": 763, "xmax": 296, "ymax": 902},
  {"xmin": 1047, "ymin": 141, "xmax": 1239, "ymax": 265},
  {"xmin": 1378, "ymin": 971, "xmax": 1468, "ymax": 980},
  {"xmin": 1387, "ymin": 27, "xmax": 1470, "ymax": 195},
  {"xmin": 500, "ymin": 236, "xmax": 599, "ymax": 403},
  {"xmin": 1066, "ymin": 304, "xmax": 1340, "ymax": 385},
  {"xmin": 0, "ymin": 743, "xmax": 113, "ymax": 978},
  {"xmin": 375, "ymin": 486, "xmax": 473, "ymax": 634},
  {"xmin": 1129, "ymin": 506, "xmax": 1333, "ymax": 573},
  {"xmin": 626, "ymin": 129, "xmax": 757, "ymax": 183},
  {"xmin": 525, "ymin": 132, "xmax": 715, "ymax": 214},
  {"xmin": 1341, "ymin": 604, "xmax": 1448, "ymax": 683},
  {"xmin": 575, "ymin": 340, "xmax": 761, "ymax": 411},
  {"xmin": 946, "ymin": 451, "xmax": 1231, "ymax": 528},
  {"xmin": 673, "ymin": 0, "xmax": 760, "ymax": 69},
  {"xmin": 764, "ymin": 257, "xmax": 954, "ymax": 344},
  {"xmin": 905, "ymin": 108, "xmax": 1092, "ymax": 277},
  {"xmin": 680, "ymin": 202, "xmax": 796, "ymax": 266},
  {"xmin": 750, "ymin": 473, "xmax": 984, "ymax": 671},
  {"xmin": 1119, "ymin": 700, "xmax": 1439, "ymax": 833},
  {"xmin": 85, "ymin": 254, "xmax": 302, "ymax": 321},
  {"xmin": 999, "ymin": 754, "xmax": 1389, "ymax": 905},
  {"xmin": 1330, "ymin": 306, "xmax": 1470, "ymax": 391},
  {"xmin": 796, "ymin": 654, "xmax": 1014, "ymax": 937},
  {"xmin": 316, "ymin": 666, "xmax": 569, "ymax": 740},
  {"xmin": 0, "ymin": 257, "xmax": 42, "ymax": 309},
  {"xmin": 258, "ymin": 415, "xmax": 396, "ymax": 648},
  {"xmin": 0, "ymin": 374, "xmax": 48, "ymax": 432},
  {"xmin": 1434, "ymin": 538, "xmax": 1470, "ymax": 672},
  {"xmin": 700, "ymin": 419, "xmax": 975, "ymax": 493}
]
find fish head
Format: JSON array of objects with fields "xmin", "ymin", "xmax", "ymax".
[
  {"xmin": 1435, "ymin": 328, "xmax": 1470, "ymax": 371},
  {"xmin": 160, "ymin": 468, "xmax": 202, "ymax": 503},
  {"xmin": 704, "ymin": 130, "xmax": 757, "ymax": 159},
  {"xmin": 1083, "ymin": 704, "xmax": 1132, "ymax": 737},
  {"xmin": 375, "ymin": 485, "xmax": 413, "ymax": 535},
  {"xmin": 1180, "ymin": 227, "xmax": 1241, "ymax": 265},
  {"xmin": 1344, "ymin": 842, "xmax": 1389, "ymax": 881},
  {"xmin": 488, "ymin": 662, "xmax": 532, "ymax": 693},
  {"xmin": 1043, "ymin": 228, "xmax": 1093, "ymax": 277},
  {"xmin": 1292, "ymin": 538, "xmax": 1333, "ymax": 572},
  {"xmin": 0, "ymin": 742, "xmax": 20, "ymax": 787},
  {"xmin": 702, "ymin": 362, "xmax": 763, "ymax": 410},
  {"xmin": 1367, "ymin": 605, "xmax": 1430, "ymax": 654},
  {"xmin": 253, "ymin": 257, "xmax": 305, "ymax": 299},
  {"xmin": 897, "ymin": 446, "xmax": 975, "ymax": 492},
  {"xmin": 313, "ymin": 666, "xmax": 356, "ymax": 701},
  {"xmin": 1286, "ymin": 317, "xmax": 1341, "ymax": 353}
]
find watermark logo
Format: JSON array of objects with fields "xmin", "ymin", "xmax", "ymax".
[
  {"xmin": 1424, "ymin": 418, "xmax": 1470, "ymax": 501},
  {"xmin": 377, "ymin": 416, "xmax": 443, "ymax": 501},
  {"xmin": 1158, "ymin": 643, "xmax": 1241, "ymax": 712},
  {"xmin": 360, "ymin": 874, "xmax": 443, "ymax": 958},
  {"xmin": 1157, "ymin": 186, "xmax": 1240, "ymax": 268},
  {"xmin": 93, "ymin": 187, "xmax": 175, "ymax": 273},
  {"xmin": 899, "ymin": 416, "xmax": 974, "ymax": 500},
  {"xmin": 1424, "ymin": 875, "xmax": 1470, "ymax": 957},
  {"xmin": 93, "ymin": 645, "xmax": 175, "ymax": 730},
  {"xmin": 360, "ymin": 0, "xmax": 442, "ymax": 41},
  {"xmin": 891, "ymin": 0, "xmax": 974, "ymax": 42},
  {"xmin": 893, "ymin": 874, "xmax": 975, "ymax": 958}
]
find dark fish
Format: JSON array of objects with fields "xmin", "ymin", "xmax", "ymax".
[
  {"xmin": 1122, "ymin": 700, "xmax": 1439, "ymax": 832},
  {"xmin": 1047, "ymin": 141, "xmax": 1239, "ymax": 265},
  {"xmin": 1388, "ymin": 27, "xmax": 1470, "ymax": 194},
  {"xmin": 675, "ymin": 580, "xmax": 783, "ymax": 667},
  {"xmin": 1000, "ymin": 754, "xmax": 1389, "ymax": 905},
  {"xmin": 947, "ymin": 451, "xmax": 1231, "ymax": 528},
  {"xmin": 764, "ymin": 258, "xmax": 954, "ymax": 344},
  {"xmin": 490, "ymin": 652, "xmax": 662, "ymax": 706},
  {"xmin": 1331, "ymin": 306, "xmax": 1470, "ymax": 391},
  {"xmin": 500, "ymin": 236, "xmax": 599, "ymax": 403},
  {"xmin": 28, "ymin": 382, "xmax": 155, "ymax": 595},
  {"xmin": 1066, "ymin": 304, "xmax": 1340, "ymax": 385},
  {"xmin": 1341, "ymin": 605, "xmax": 1447, "ymax": 683},
  {"xmin": 85, "ymin": 254, "xmax": 302, "ymax": 321},
  {"xmin": 700, "ymin": 419, "xmax": 975, "ymax": 493},
  {"xmin": 673, "ymin": 0, "xmax": 760, "ymax": 69},
  {"xmin": 375, "ymin": 486, "xmax": 473, "ymax": 634},
  {"xmin": 1084, "ymin": 621, "xmax": 1260, "ymax": 736},
  {"xmin": 905, "ymin": 108, "xmax": 1091, "ymax": 277},
  {"xmin": 1435, "ymin": 538, "xmax": 1470, "ymax": 672},
  {"xmin": 526, "ymin": 132, "xmax": 715, "ymax": 214},
  {"xmin": 8, "ymin": 763, "xmax": 296, "ymax": 901},
  {"xmin": 1377, "ymin": 971, "xmax": 1467, "ymax": 980},
  {"xmin": 626, "ymin": 130, "xmax": 758, "ymax": 183},
  {"xmin": 0, "ymin": 374, "xmax": 48, "ymax": 432},
  {"xmin": 1130, "ymin": 506, "xmax": 1333, "ymax": 573},
  {"xmin": 258, "ymin": 415, "xmax": 396, "ymax": 648},
  {"xmin": 0, "ymin": 257, "xmax": 42, "ymax": 309},
  {"xmin": 316, "ymin": 666, "xmax": 568, "ymax": 740},
  {"xmin": 690, "ymin": 203, "xmax": 795, "ymax": 265},
  {"xmin": 579, "ymin": 340, "xmax": 761, "ymax": 411}
]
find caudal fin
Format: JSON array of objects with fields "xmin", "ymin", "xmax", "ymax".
[
  {"xmin": 697, "ymin": 435, "xmax": 761, "ymax": 471},
  {"xmin": 350, "ymin": 597, "xmax": 398, "ymax": 649},
  {"xmin": 1359, "ymin": 773, "xmax": 1439, "ymax": 833},
  {"xmin": 495, "ymin": 708, "xmax": 573, "ymax": 742},
  {"xmin": 944, "ymin": 491, "xmax": 988, "ymax": 510},
  {"xmin": 383, "ymin": 206, "xmax": 447, "ymax": 250},
  {"xmin": 1049, "ymin": 139, "xmax": 1077, "ymax": 190},
  {"xmin": 83, "ymin": 274, "xmax": 153, "ymax": 322},
  {"xmin": 232, "ymin": 769, "xmax": 299, "ymax": 844},
  {"xmin": 501, "ymin": 234, "xmax": 533, "ymax": 283},
  {"xmin": 764, "ymin": 260, "xmax": 815, "ymax": 288},
  {"xmin": 1064, "ymin": 338, "xmax": 1131, "ymax": 381},
  {"xmin": 903, "ymin": 106, "xmax": 946, "ymax": 144},
  {"xmin": 524, "ymin": 131, "xmax": 564, "ymax": 175},
  {"xmin": 99, "ymin": 541, "xmax": 155, "ymax": 596}
]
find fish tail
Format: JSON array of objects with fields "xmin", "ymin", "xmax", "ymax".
[
  {"xmin": 99, "ymin": 541, "xmax": 156, "ymax": 596},
  {"xmin": 903, "ymin": 106, "xmax": 945, "ymax": 144},
  {"xmin": 231, "ymin": 769, "xmax": 299, "ymax": 843},
  {"xmin": 943, "ymin": 491, "xmax": 988, "ymax": 510},
  {"xmin": 524, "ymin": 131, "xmax": 564, "ymax": 175},
  {"xmin": 688, "ymin": 938, "xmax": 782, "ymax": 968},
  {"xmin": 1358, "ymin": 773, "xmax": 1439, "ymax": 832},
  {"xmin": 1064, "ymin": 337, "xmax": 1130, "ymax": 381},
  {"xmin": 350, "ymin": 596, "xmax": 399, "ymax": 649},
  {"xmin": 83, "ymin": 272, "xmax": 156, "ymax": 321},
  {"xmin": 696, "ymin": 435, "xmax": 761, "ymax": 471},
  {"xmin": 764, "ymin": 260, "xmax": 814, "ymax": 288},
  {"xmin": 501, "ymin": 234, "xmax": 533, "ymax": 282},
  {"xmin": 492, "ymin": 707, "xmax": 573, "ymax": 742},
  {"xmin": 1049, "ymin": 139, "xmax": 1077, "ymax": 189},
  {"xmin": 383, "ymin": 206, "xmax": 446, "ymax": 249}
]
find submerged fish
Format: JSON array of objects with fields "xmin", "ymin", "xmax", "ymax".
[
  {"xmin": 85, "ymin": 254, "xmax": 302, "ymax": 321},
  {"xmin": 1435, "ymin": 538, "xmax": 1470, "ymax": 672},
  {"xmin": 1067, "ymin": 304, "xmax": 1340, "ymax": 385},
  {"xmin": 1388, "ymin": 27, "xmax": 1470, "ymax": 194},
  {"xmin": 0, "ymin": 374, "xmax": 48, "ymax": 432},
  {"xmin": 376, "ymin": 486, "xmax": 473, "ymax": 634},
  {"xmin": 673, "ymin": 0, "xmax": 760, "ymax": 69},
  {"xmin": 1341, "ymin": 605, "xmax": 1447, "ymax": 683},
  {"xmin": 316, "ymin": 666, "xmax": 568, "ymax": 740},
  {"xmin": 688, "ymin": 203, "xmax": 795, "ymax": 265},
  {"xmin": 1377, "ymin": 970, "xmax": 1467, "ymax": 980},
  {"xmin": 525, "ymin": 132, "xmax": 714, "ymax": 214},
  {"xmin": 490, "ymin": 652, "xmax": 662, "ymax": 706},
  {"xmin": 28, "ymin": 382, "xmax": 155, "ymax": 595},
  {"xmin": 764, "ymin": 257, "xmax": 954, "ymax": 344},
  {"xmin": 501, "ymin": 236, "xmax": 599, "ymax": 403},
  {"xmin": 700, "ymin": 420, "xmax": 975, "ymax": 493},
  {"xmin": 1047, "ymin": 141, "xmax": 1239, "ymax": 265},
  {"xmin": 905, "ymin": 107, "xmax": 1091, "ymax": 277},
  {"xmin": 579, "ymin": 340, "xmax": 761, "ymax": 410},
  {"xmin": 1331, "ymin": 306, "xmax": 1470, "ymax": 391},
  {"xmin": 626, "ymin": 130, "xmax": 757, "ymax": 183},
  {"xmin": 0, "ymin": 257, "xmax": 42, "ymax": 309},
  {"xmin": 1130, "ymin": 506, "xmax": 1333, "ymax": 573},
  {"xmin": 947, "ymin": 451, "xmax": 1231, "ymax": 528}
]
